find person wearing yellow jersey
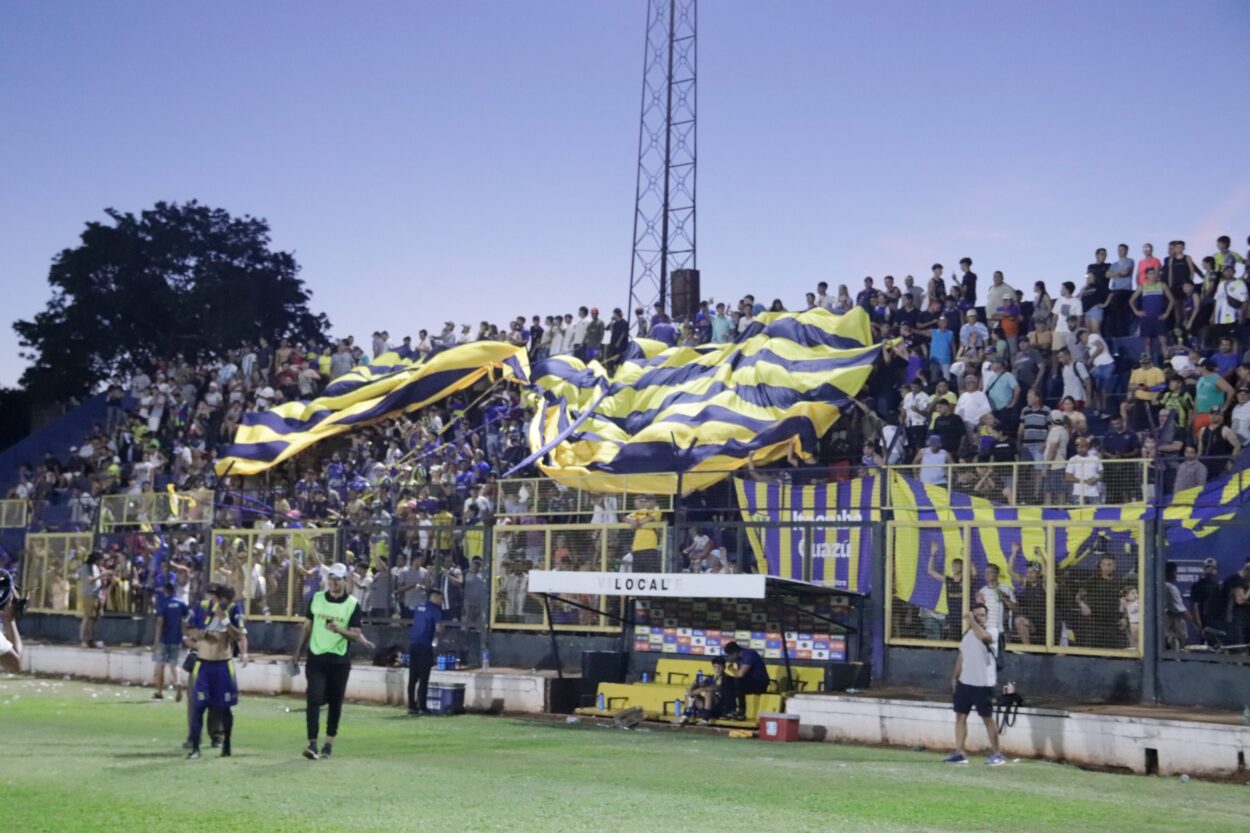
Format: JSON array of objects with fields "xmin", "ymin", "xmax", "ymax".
[
  {"xmin": 626, "ymin": 495, "xmax": 663, "ymax": 571},
  {"xmin": 293, "ymin": 563, "xmax": 374, "ymax": 760}
]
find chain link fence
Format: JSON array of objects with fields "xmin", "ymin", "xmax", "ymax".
[
  {"xmin": 488, "ymin": 522, "xmax": 662, "ymax": 632},
  {"xmin": 21, "ymin": 532, "xmax": 95, "ymax": 614},
  {"xmin": 887, "ymin": 519, "xmax": 1145, "ymax": 657}
]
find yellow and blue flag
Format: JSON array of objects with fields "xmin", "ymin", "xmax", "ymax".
[
  {"xmin": 520, "ymin": 307, "xmax": 884, "ymax": 494},
  {"xmin": 215, "ymin": 342, "xmax": 529, "ymax": 476},
  {"xmin": 733, "ymin": 475, "xmax": 879, "ymax": 590}
]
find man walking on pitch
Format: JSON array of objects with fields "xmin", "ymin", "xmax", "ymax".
[
  {"xmin": 151, "ymin": 579, "xmax": 189, "ymax": 700},
  {"xmin": 946, "ymin": 603, "xmax": 1005, "ymax": 765},
  {"xmin": 408, "ymin": 588, "xmax": 444, "ymax": 715},
  {"xmin": 294, "ymin": 563, "xmax": 374, "ymax": 760},
  {"xmin": 186, "ymin": 584, "xmax": 247, "ymax": 759}
]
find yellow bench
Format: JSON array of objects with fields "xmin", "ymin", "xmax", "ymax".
[{"xmin": 655, "ymin": 658, "xmax": 826, "ymax": 693}]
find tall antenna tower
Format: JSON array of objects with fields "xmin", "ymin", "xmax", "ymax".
[{"xmin": 627, "ymin": 0, "xmax": 697, "ymax": 318}]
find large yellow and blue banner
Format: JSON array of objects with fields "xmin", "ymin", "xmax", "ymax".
[
  {"xmin": 734, "ymin": 475, "xmax": 879, "ymax": 592},
  {"xmin": 524, "ymin": 307, "xmax": 883, "ymax": 495},
  {"xmin": 891, "ymin": 469, "xmax": 1250, "ymax": 613},
  {"xmin": 216, "ymin": 343, "xmax": 529, "ymax": 476}
]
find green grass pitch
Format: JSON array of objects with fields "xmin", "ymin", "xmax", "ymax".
[{"xmin": 0, "ymin": 676, "xmax": 1244, "ymax": 833}]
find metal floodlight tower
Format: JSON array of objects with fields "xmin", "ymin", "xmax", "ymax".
[{"xmin": 627, "ymin": 0, "xmax": 697, "ymax": 319}]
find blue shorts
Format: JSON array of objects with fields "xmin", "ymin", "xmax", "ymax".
[
  {"xmin": 192, "ymin": 659, "xmax": 238, "ymax": 709},
  {"xmin": 1084, "ymin": 306, "xmax": 1104, "ymax": 323}
]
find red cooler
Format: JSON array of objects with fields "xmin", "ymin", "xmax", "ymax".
[{"xmin": 758, "ymin": 712, "xmax": 800, "ymax": 742}]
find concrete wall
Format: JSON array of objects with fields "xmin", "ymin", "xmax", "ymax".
[
  {"xmin": 20, "ymin": 644, "xmax": 550, "ymax": 714},
  {"xmin": 787, "ymin": 693, "xmax": 1250, "ymax": 779}
]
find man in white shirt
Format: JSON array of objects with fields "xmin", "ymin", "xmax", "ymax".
[
  {"xmin": 1065, "ymin": 437, "xmax": 1103, "ymax": 503},
  {"xmin": 814, "ymin": 281, "xmax": 834, "ymax": 310},
  {"xmin": 0, "ymin": 571, "xmax": 23, "ymax": 673},
  {"xmin": 1213, "ymin": 266, "xmax": 1247, "ymax": 336},
  {"xmin": 569, "ymin": 307, "xmax": 590, "ymax": 357},
  {"xmin": 901, "ymin": 379, "xmax": 931, "ymax": 451},
  {"xmin": 975, "ymin": 564, "xmax": 1016, "ymax": 634},
  {"xmin": 945, "ymin": 604, "xmax": 1004, "ymax": 765},
  {"xmin": 1052, "ymin": 281, "xmax": 1081, "ymax": 352},
  {"xmin": 955, "ymin": 375, "xmax": 992, "ymax": 431}
]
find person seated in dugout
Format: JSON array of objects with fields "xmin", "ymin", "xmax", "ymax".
[
  {"xmin": 720, "ymin": 641, "xmax": 771, "ymax": 719},
  {"xmin": 679, "ymin": 656, "xmax": 727, "ymax": 723}
]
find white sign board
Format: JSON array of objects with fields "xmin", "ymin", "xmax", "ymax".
[{"xmin": 526, "ymin": 571, "xmax": 767, "ymax": 599}]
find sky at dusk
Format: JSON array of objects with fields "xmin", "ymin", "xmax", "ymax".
[{"xmin": 2, "ymin": 0, "xmax": 1248, "ymax": 389}]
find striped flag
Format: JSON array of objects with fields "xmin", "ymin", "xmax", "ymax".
[
  {"xmin": 215, "ymin": 342, "xmax": 529, "ymax": 476},
  {"xmin": 523, "ymin": 307, "xmax": 883, "ymax": 494}
]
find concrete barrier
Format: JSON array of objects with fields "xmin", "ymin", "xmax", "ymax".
[
  {"xmin": 20, "ymin": 644, "xmax": 550, "ymax": 714},
  {"xmin": 787, "ymin": 693, "xmax": 1250, "ymax": 778}
]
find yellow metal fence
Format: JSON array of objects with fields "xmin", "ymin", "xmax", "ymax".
[
  {"xmin": 885, "ymin": 519, "xmax": 1145, "ymax": 658},
  {"xmin": 890, "ymin": 459, "xmax": 1150, "ymax": 509},
  {"xmin": 496, "ymin": 478, "xmax": 674, "ymax": 518},
  {"xmin": 22, "ymin": 532, "xmax": 96, "ymax": 614},
  {"xmin": 489, "ymin": 522, "xmax": 668, "ymax": 633},
  {"xmin": 208, "ymin": 528, "xmax": 340, "ymax": 621},
  {"xmin": 98, "ymin": 490, "xmax": 214, "ymax": 531},
  {"xmin": 0, "ymin": 499, "xmax": 28, "ymax": 529}
]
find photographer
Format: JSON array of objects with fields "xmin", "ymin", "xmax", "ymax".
[
  {"xmin": 945, "ymin": 604, "xmax": 1006, "ymax": 766},
  {"xmin": 0, "ymin": 570, "xmax": 24, "ymax": 674}
]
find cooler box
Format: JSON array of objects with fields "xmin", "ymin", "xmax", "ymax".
[
  {"xmin": 758, "ymin": 712, "xmax": 800, "ymax": 742},
  {"xmin": 426, "ymin": 683, "xmax": 466, "ymax": 715}
]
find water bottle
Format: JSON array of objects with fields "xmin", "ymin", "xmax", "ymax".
[
  {"xmin": 674, "ymin": 699, "xmax": 683, "ymax": 718},
  {"xmin": 695, "ymin": 671, "xmax": 703, "ymax": 685},
  {"xmin": 481, "ymin": 649, "xmax": 491, "ymax": 670},
  {"xmin": 597, "ymin": 692, "xmax": 605, "ymax": 710},
  {"xmin": 642, "ymin": 672, "xmax": 649, "ymax": 684},
  {"xmin": 402, "ymin": 652, "xmax": 410, "ymax": 667}
]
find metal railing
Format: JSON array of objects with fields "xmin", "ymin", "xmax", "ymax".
[
  {"xmin": 885, "ymin": 519, "xmax": 1146, "ymax": 657},
  {"xmin": 495, "ymin": 477, "xmax": 674, "ymax": 518},
  {"xmin": 489, "ymin": 522, "xmax": 668, "ymax": 633},
  {"xmin": 892, "ymin": 459, "xmax": 1151, "ymax": 509},
  {"xmin": 98, "ymin": 489, "xmax": 215, "ymax": 531},
  {"xmin": 21, "ymin": 532, "xmax": 96, "ymax": 614},
  {"xmin": 207, "ymin": 528, "xmax": 340, "ymax": 621},
  {"xmin": 0, "ymin": 500, "xmax": 28, "ymax": 529}
]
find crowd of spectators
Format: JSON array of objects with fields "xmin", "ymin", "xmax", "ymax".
[{"xmin": 3, "ymin": 233, "xmax": 1249, "ymax": 645}]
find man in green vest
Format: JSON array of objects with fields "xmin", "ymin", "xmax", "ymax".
[{"xmin": 293, "ymin": 563, "xmax": 374, "ymax": 760}]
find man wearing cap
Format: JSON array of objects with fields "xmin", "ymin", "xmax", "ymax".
[
  {"xmin": 294, "ymin": 563, "xmax": 374, "ymax": 760},
  {"xmin": 408, "ymin": 588, "xmax": 445, "ymax": 716},
  {"xmin": 1189, "ymin": 557, "xmax": 1222, "ymax": 635}
]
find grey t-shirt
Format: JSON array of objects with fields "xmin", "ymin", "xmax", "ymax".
[
  {"xmin": 367, "ymin": 567, "xmax": 392, "ymax": 610},
  {"xmin": 399, "ymin": 567, "xmax": 429, "ymax": 609},
  {"xmin": 957, "ymin": 627, "xmax": 998, "ymax": 688}
]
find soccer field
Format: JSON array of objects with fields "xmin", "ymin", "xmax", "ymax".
[{"xmin": 0, "ymin": 676, "xmax": 1243, "ymax": 833}]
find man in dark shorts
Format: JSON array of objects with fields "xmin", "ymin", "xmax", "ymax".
[
  {"xmin": 720, "ymin": 641, "xmax": 771, "ymax": 720},
  {"xmin": 945, "ymin": 603, "xmax": 1005, "ymax": 765}
]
